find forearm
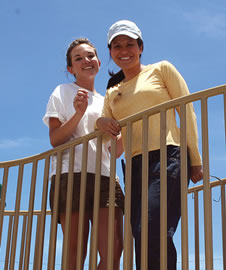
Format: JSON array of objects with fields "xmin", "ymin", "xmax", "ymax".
[
  {"xmin": 186, "ymin": 104, "xmax": 202, "ymax": 166},
  {"xmin": 49, "ymin": 113, "xmax": 83, "ymax": 147},
  {"xmin": 96, "ymin": 117, "xmax": 107, "ymax": 130},
  {"xmin": 108, "ymin": 134, "xmax": 124, "ymax": 158},
  {"xmin": 116, "ymin": 135, "xmax": 124, "ymax": 158}
]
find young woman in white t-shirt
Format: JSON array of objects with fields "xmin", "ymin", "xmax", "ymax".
[{"xmin": 43, "ymin": 38, "xmax": 124, "ymax": 270}]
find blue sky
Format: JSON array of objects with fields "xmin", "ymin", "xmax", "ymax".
[
  {"xmin": 0, "ymin": 0, "xmax": 226, "ymax": 269},
  {"xmin": 0, "ymin": 0, "xmax": 225, "ymax": 159}
]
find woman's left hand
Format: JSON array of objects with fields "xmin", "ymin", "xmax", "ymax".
[
  {"xmin": 190, "ymin": 165, "xmax": 203, "ymax": 183},
  {"xmin": 96, "ymin": 117, "xmax": 121, "ymax": 139}
]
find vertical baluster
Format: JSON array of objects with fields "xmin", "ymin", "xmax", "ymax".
[
  {"xmin": 89, "ymin": 135, "xmax": 102, "ymax": 270},
  {"xmin": 221, "ymin": 184, "xmax": 226, "ymax": 269},
  {"xmin": 194, "ymin": 191, "xmax": 200, "ymax": 270},
  {"xmin": 9, "ymin": 164, "xmax": 24, "ymax": 270},
  {"xmin": 160, "ymin": 110, "xmax": 167, "ymax": 270},
  {"xmin": 123, "ymin": 121, "xmax": 134, "ymax": 270},
  {"xmin": 201, "ymin": 97, "xmax": 213, "ymax": 270},
  {"xmin": 224, "ymin": 93, "xmax": 226, "ymax": 145},
  {"xmin": 0, "ymin": 167, "xmax": 9, "ymax": 246},
  {"xmin": 4, "ymin": 215, "xmax": 13, "ymax": 270},
  {"xmin": 61, "ymin": 146, "xmax": 75, "ymax": 270},
  {"xmin": 24, "ymin": 160, "xmax": 38, "ymax": 270},
  {"xmin": 48, "ymin": 151, "xmax": 62, "ymax": 270},
  {"xmin": 19, "ymin": 215, "xmax": 28, "ymax": 270},
  {"xmin": 34, "ymin": 156, "xmax": 50, "ymax": 270},
  {"xmin": 76, "ymin": 141, "xmax": 88, "ymax": 270},
  {"xmin": 107, "ymin": 138, "xmax": 117, "ymax": 270},
  {"xmin": 141, "ymin": 115, "xmax": 149, "ymax": 270},
  {"xmin": 180, "ymin": 102, "xmax": 189, "ymax": 270}
]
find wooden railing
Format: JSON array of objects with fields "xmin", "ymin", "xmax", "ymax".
[{"xmin": 0, "ymin": 84, "xmax": 226, "ymax": 270}]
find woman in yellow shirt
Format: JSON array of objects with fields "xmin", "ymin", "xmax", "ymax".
[{"xmin": 97, "ymin": 20, "xmax": 203, "ymax": 270}]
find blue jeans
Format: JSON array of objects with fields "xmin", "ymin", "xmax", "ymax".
[{"xmin": 130, "ymin": 146, "xmax": 191, "ymax": 270}]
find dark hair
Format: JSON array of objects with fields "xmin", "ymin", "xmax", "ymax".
[
  {"xmin": 66, "ymin": 38, "xmax": 98, "ymax": 67},
  {"xmin": 107, "ymin": 69, "xmax": 125, "ymax": 88},
  {"xmin": 106, "ymin": 37, "xmax": 144, "ymax": 89}
]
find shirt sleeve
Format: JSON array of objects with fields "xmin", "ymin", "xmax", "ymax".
[
  {"xmin": 95, "ymin": 90, "xmax": 114, "ymax": 126},
  {"xmin": 42, "ymin": 92, "xmax": 66, "ymax": 127},
  {"xmin": 161, "ymin": 61, "xmax": 202, "ymax": 166},
  {"xmin": 101, "ymin": 90, "xmax": 115, "ymax": 119}
]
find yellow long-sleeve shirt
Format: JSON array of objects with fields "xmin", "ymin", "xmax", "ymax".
[{"xmin": 101, "ymin": 60, "xmax": 202, "ymax": 166}]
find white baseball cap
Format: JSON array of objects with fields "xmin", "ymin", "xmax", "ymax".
[{"xmin": 107, "ymin": 20, "xmax": 142, "ymax": 45}]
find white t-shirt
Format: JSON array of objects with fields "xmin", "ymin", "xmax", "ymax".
[{"xmin": 43, "ymin": 83, "xmax": 111, "ymax": 177}]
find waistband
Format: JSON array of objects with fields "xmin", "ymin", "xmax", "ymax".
[{"xmin": 132, "ymin": 145, "xmax": 180, "ymax": 163}]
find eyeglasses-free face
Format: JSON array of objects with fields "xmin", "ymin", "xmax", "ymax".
[
  {"xmin": 67, "ymin": 43, "xmax": 100, "ymax": 81},
  {"xmin": 110, "ymin": 35, "xmax": 142, "ymax": 71}
]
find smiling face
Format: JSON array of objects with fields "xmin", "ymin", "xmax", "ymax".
[
  {"xmin": 110, "ymin": 35, "xmax": 143, "ymax": 71},
  {"xmin": 67, "ymin": 43, "xmax": 100, "ymax": 83}
]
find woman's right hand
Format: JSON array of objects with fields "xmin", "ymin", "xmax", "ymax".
[
  {"xmin": 49, "ymin": 90, "xmax": 89, "ymax": 147},
  {"xmin": 96, "ymin": 117, "xmax": 121, "ymax": 139},
  {"xmin": 73, "ymin": 89, "xmax": 89, "ymax": 116}
]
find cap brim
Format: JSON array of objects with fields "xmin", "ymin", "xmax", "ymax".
[{"xmin": 108, "ymin": 31, "xmax": 139, "ymax": 45}]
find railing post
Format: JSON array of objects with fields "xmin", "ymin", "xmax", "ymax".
[
  {"xmin": 141, "ymin": 115, "xmax": 149, "ymax": 270},
  {"xmin": 24, "ymin": 160, "xmax": 38, "ymax": 270},
  {"xmin": 89, "ymin": 135, "xmax": 102, "ymax": 270},
  {"xmin": 180, "ymin": 102, "xmax": 189, "ymax": 270},
  {"xmin": 34, "ymin": 156, "xmax": 50, "ymax": 270},
  {"xmin": 19, "ymin": 215, "xmax": 28, "ymax": 270},
  {"xmin": 123, "ymin": 121, "xmax": 134, "ymax": 270},
  {"xmin": 224, "ymin": 93, "xmax": 226, "ymax": 145},
  {"xmin": 33, "ymin": 214, "xmax": 42, "ymax": 269},
  {"xmin": 201, "ymin": 97, "xmax": 213, "ymax": 270},
  {"xmin": 61, "ymin": 146, "xmax": 75, "ymax": 270},
  {"xmin": 9, "ymin": 164, "xmax": 24, "ymax": 270},
  {"xmin": 160, "ymin": 110, "xmax": 167, "ymax": 270},
  {"xmin": 0, "ymin": 167, "xmax": 9, "ymax": 246},
  {"xmin": 76, "ymin": 142, "xmax": 88, "ymax": 270},
  {"xmin": 48, "ymin": 151, "xmax": 62, "ymax": 270},
  {"xmin": 107, "ymin": 138, "xmax": 117, "ymax": 270},
  {"xmin": 221, "ymin": 183, "xmax": 226, "ymax": 269},
  {"xmin": 4, "ymin": 215, "xmax": 14, "ymax": 270},
  {"xmin": 194, "ymin": 191, "xmax": 200, "ymax": 270}
]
